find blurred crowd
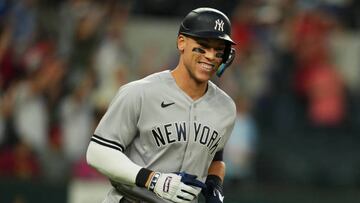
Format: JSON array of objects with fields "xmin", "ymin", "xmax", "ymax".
[{"xmin": 0, "ymin": 0, "xmax": 360, "ymax": 187}]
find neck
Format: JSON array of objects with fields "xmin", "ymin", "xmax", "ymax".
[{"xmin": 171, "ymin": 66, "xmax": 208, "ymax": 101}]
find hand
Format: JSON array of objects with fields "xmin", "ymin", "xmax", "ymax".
[
  {"xmin": 147, "ymin": 172, "xmax": 205, "ymax": 202},
  {"xmin": 177, "ymin": 172, "xmax": 207, "ymax": 189},
  {"xmin": 201, "ymin": 175, "xmax": 224, "ymax": 203}
]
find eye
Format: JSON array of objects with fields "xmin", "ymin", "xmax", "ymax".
[
  {"xmin": 192, "ymin": 47, "xmax": 206, "ymax": 54},
  {"xmin": 215, "ymin": 52, "xmax": 224, "ymax": 58}
]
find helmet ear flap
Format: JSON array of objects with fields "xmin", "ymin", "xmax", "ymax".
[
  {"xmin": 222, "ymin": 43, "xmax": 232, "ymax": 63},
  {"xmin": 216, "ymin": 47, "xmax": 235, "ymax": 77}
]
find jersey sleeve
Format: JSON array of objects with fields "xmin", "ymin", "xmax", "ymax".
[
  {"xmin": 93, "ymin": 82, "xmax": 142, "ymax": 151},
  {"xmin": 212, "ymin": 150, "xmax": 224, "ymax": 161}
]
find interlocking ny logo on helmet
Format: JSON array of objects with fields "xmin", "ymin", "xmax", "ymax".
[{"xmin": 214, "ymin": 19, "xmax": 224, "ymax": 32}]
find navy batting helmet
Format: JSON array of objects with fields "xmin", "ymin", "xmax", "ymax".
[
  {"xmin": 179, "ymin": 7, "xmax": 236, "ymax": 45},
  {"xmin": 179, "ymin": 7, "xmax": 236, "ymax": 77}
]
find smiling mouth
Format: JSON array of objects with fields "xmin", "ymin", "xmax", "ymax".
[{"xmin": 199, "ymin": 62, "xmax": 215, "ymax": 71}]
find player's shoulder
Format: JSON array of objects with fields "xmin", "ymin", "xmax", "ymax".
[
  {"xmin": 208, "ymin": 81, "xmax": 234, "ymax": 102},
  {"xmin": 208, "ymin": 81, "xmax": 236, "ymax": 112},
  {"xmin": 140, "ymin": 70, "xmax": 172, "ymax": 84},
  {"xmin": 124, "ymin": 70, "xmax": 170, "ymax": 89},
  {"xmin": 127, "ymin": 70, "xmax": 171, "ymax": 88}
]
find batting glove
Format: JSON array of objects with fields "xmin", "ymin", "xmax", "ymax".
[
  {"xmin": 147, "ymin": 172, "xmax": 205, "ymax": 202},
  {"xmin": 201, "ymin": 175, "xmax": 224, "ymax": 203}
]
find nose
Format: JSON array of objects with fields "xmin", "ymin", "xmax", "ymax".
[{"xmin": 203, "ymin": 48, "xmax": 217, "ymax": 61}]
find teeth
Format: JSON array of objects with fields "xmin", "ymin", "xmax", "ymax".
[{"xmin": 200, "ymin": 63, "xmax": 214, "ymax": 71}]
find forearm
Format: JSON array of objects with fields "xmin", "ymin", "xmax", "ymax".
[
  {"xmin": 87, "ymin": 141, "xmax": 204, "ymax": 202},
  {"xmin": 86, "ymin": 141, "xmax": 145, "ymax": 185},
  {"xmin": 207, "ymin": 160, "xmax": 225, "ymax": 181}
]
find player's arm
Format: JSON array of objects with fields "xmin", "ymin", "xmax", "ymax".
[
  {"xmin": 202, "ymin": 96, "xmax": 236, "ymax": 203},
  {"xmin": 208, "ymin": 149, "xmax": 225, "ymax": 180},
  {"xmin": 208, "ymin": 154, "xmax": 225, "ymax": 181},
  {"xmin": 202, "ymin": 150, "xmax": 225, "ymax": 203},
  {"xmin": 86, "ymin": 140, "xmax": 141, "ymax": 184},
  {"xmin": 86, "ymin": 141, "xmax": 205, "ymax": 202}
]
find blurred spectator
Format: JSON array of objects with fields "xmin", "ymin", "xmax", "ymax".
[
  {"xmin": 0, "ymin": 140, "xmax": 41, "ymax": 179},
  {"xmin": 60, "ymin": 72, "xmax": 95, "ymax": 163},
  {"xmin": 292, "ymin": 7, "xmax": 347, "ymax": 128},
  {"xmin": 219, "ymin": 1, "xmax": 273, "ymax": 103},
  {"xmin": 295, "ymin": 60, "xmax": 346, "ymax": 127},
  {"xmin": 0, "ymin": 83, "xmax": 17, "ymax": 146},
  {"xmin": 38, "ymin": 124, "xmax": 70, "ymax": 183},
  {"xmin": 340, "ymin": 0, "xmax": 360, "ymax": 30},
  {"xmin": 9, "ymin": 0, "xmax": 39, "ymax": 59},
  {"xmin": 224, "ymin": 95, "xmax": 257, "ymax": 183},
  {"xmin": 0, "ymin": 112, "xmax": 4, "ymax": 144},
  {"xmin": 0, "ymin": 0, "xmax": 12, "ymax": 21},
  {"xmin": 57, "ymin": 0, "xmax": 105, "ymax": 94},
  {"xmin": 132, "ymin": 0, "xmax": 237, "ymax": 18},
  {"xmin": 92, "ymin": 2, "xmax": 131, "ymax": 112},
  {"xmin": 57, "ymin": 0, "xmax": 104, "ymax": 60},
  {"xmin": 8, "ymin": 72, "xmax": 49, "ymax": 154},
  {"xmin": 328, "ymin": 16, "xmax": 360, "ymax": 96},
  {"xmin": 0, "ymin": 23, "xmax": 18, "ymax": 91}
]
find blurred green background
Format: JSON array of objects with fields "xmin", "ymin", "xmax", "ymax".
[{"xmin": 1, "ymin": 0, "xmax": 360, "ymax": 202}]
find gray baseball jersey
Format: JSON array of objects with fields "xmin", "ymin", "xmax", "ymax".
[{"xmin": 92, "ymin": 70, "xmax": 236, "ymax": 202}]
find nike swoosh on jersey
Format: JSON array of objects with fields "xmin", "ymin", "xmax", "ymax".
[{"xmin": 161, "ymin": 101, "xmax": 175, "ymax": 108}]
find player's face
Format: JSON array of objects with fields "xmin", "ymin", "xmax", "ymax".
[{"xmin": 181, "ymin": 35, "xmax": 226, "ymax": 83}]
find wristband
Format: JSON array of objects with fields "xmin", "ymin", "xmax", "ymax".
[
  {"xmin": 206, "ymin": 175, "xmax": 222, "ymax": 186},
  {"xmin": 135, "ymin": 168, "xmax": 153, "ymax": 187}
]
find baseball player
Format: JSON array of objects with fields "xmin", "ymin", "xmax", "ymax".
[{"xmin": 86, "ymin": 7, "xmax": 237, "ymax": 203}]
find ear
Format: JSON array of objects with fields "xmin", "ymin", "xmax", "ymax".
[{"xmin": 177, "ymin": 35, "xmax": 186, "ymax": 51}]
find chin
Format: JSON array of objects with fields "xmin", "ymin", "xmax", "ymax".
[{"xmin": 195, "ymin": 72, "xmax": 213, "ymax": 83}]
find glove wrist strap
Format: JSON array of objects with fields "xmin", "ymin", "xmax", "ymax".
[{"xmin": 148, "ymin": 172, "xmax": 161, "ymax": 191}]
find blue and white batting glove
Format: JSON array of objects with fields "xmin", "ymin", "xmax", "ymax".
[
  {"xmin": 201, "ymin": 175, "xmax": 224, "ymax": 203},
  {"xmin": 147, "ymin": 172, "xmax": 205, "ymax": 202}
]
